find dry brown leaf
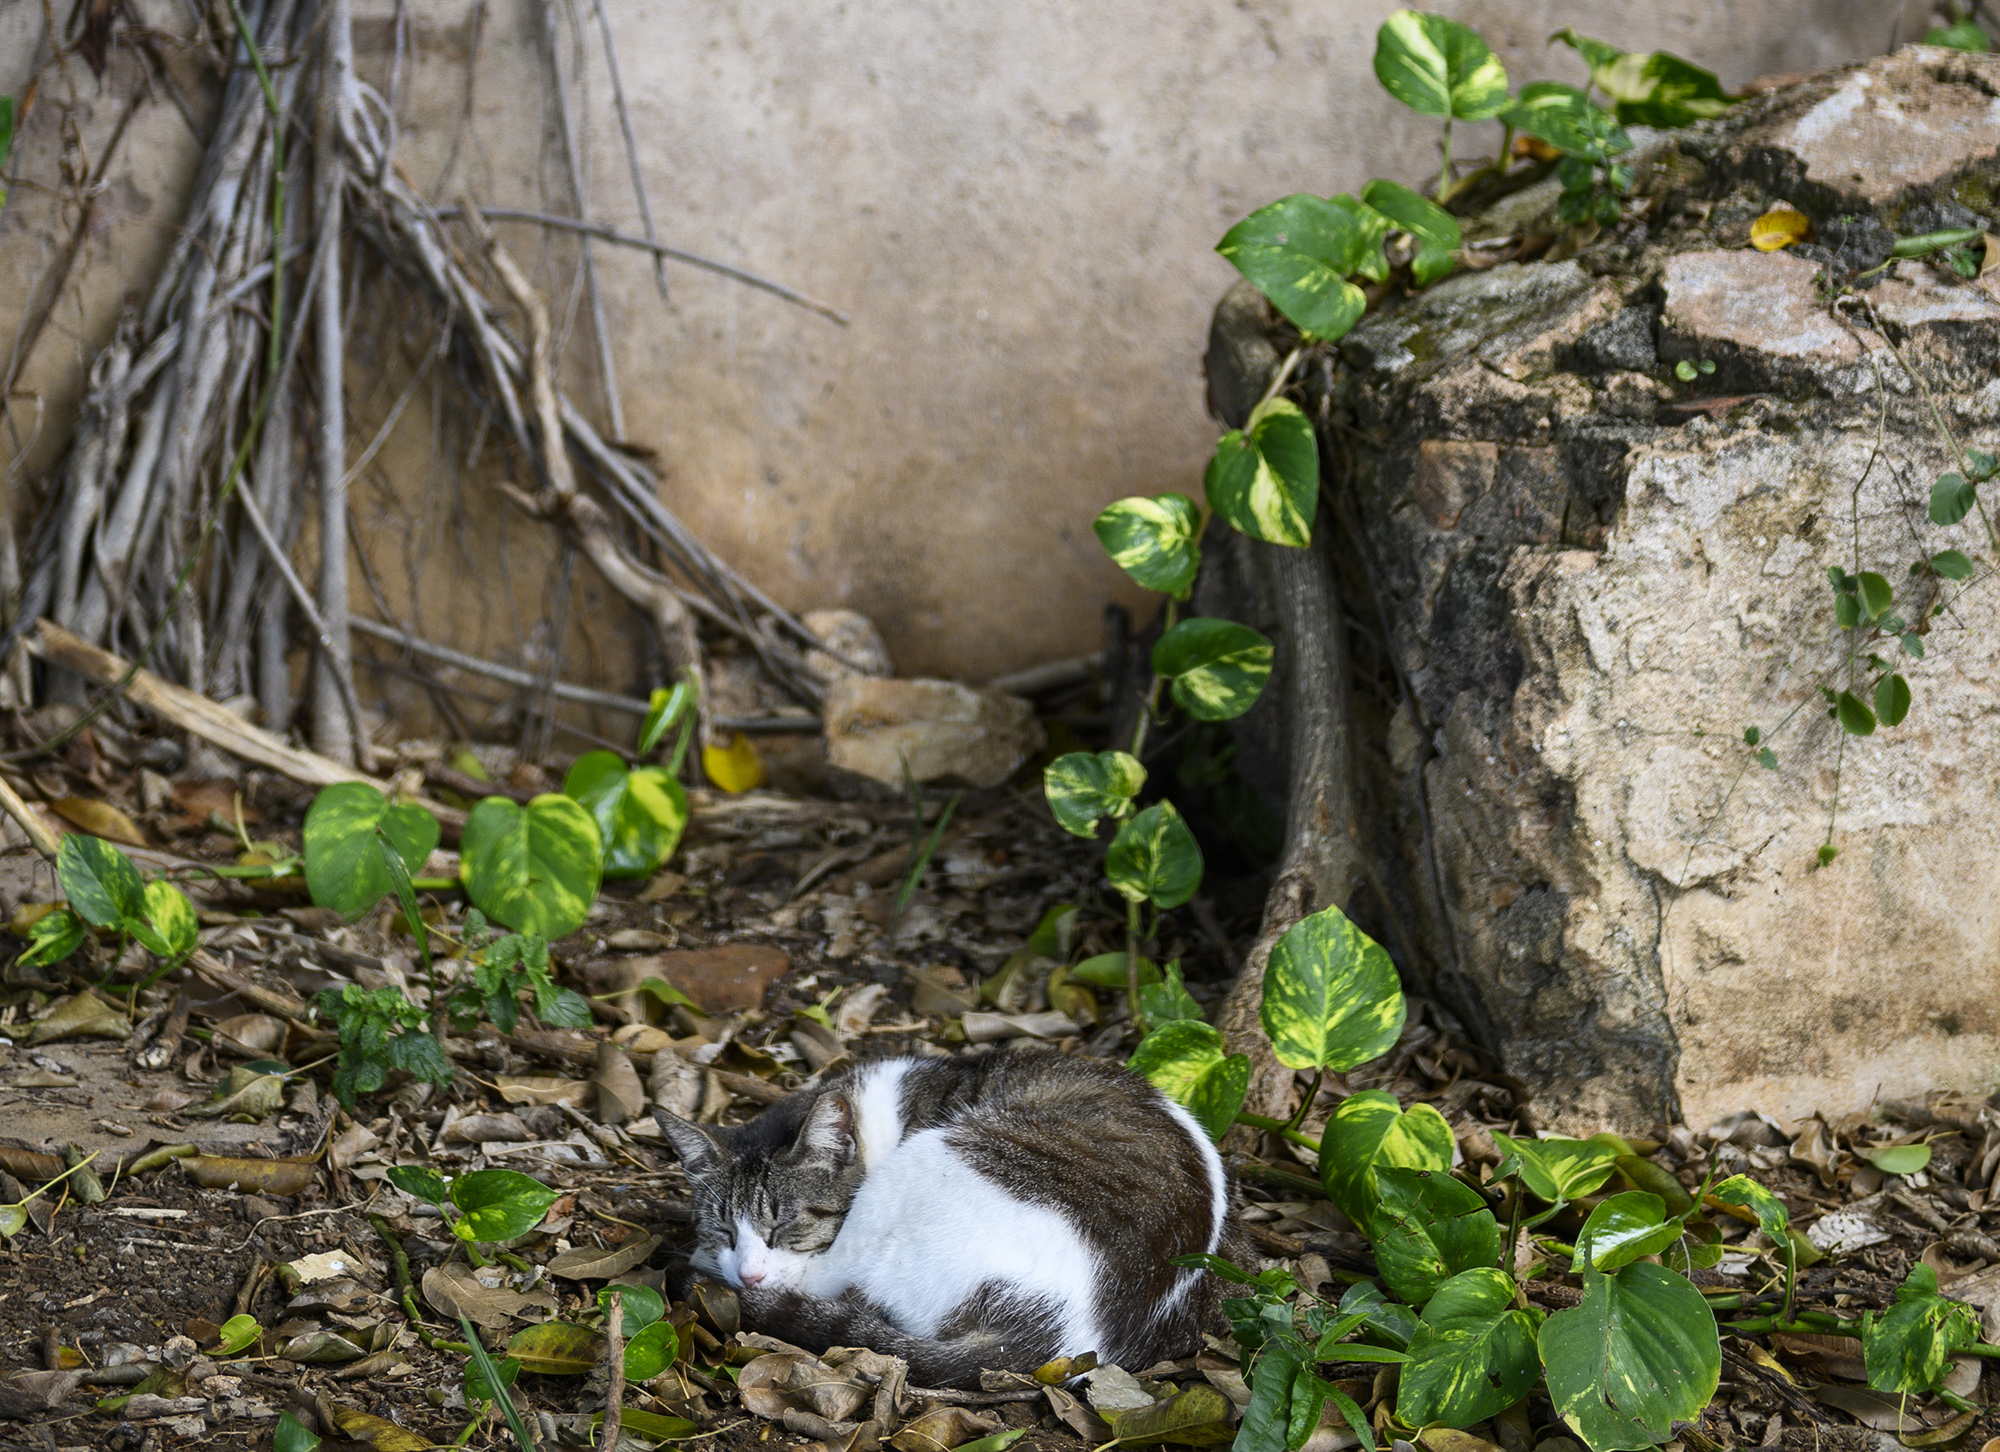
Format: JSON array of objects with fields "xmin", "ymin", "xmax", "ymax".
[
  {"xmin": 330, "ymin": 1402, "xmax": 433, "ymax": 1450},
  {"xmin": 594, "ymin": 1041, "xmax": 647, "ymax": 1125},
  {"xmin": 1044, "ymin": 1385, "xmax": 1113, "ymax": 1442},
  {"xmin": 546, "ymin": 1233, "xmax": 663, "ymax": 1281},
  {"xmin": 209, "ymin": 1014, "xmax": 287, "ymax": 1057},
  {"xmin": 1769, "ymin": 1330, "xmax": 1867, "ymax": 1381},
  {"xmin": 1420, "ymin": 1430, "xmax": 1505, "ymax": 1452},
  {"xmin": 277, "ymin": 1329, "xmax": 369, "ymax": 1364},
  {"xmin": 494, "ymin": 1074, "xmax": 591, "ymax": 1107},
  {"xmin": 1813, "ymin": 1383, "xmax": 1942, "ymax": 1433},
  {"xmin": 181, "ymin": 1155, "xmax": 316, "ymax": 1195},
  {"xmin": 738, "ymin": 1351, "xmax": 872, "ymax": 1424},
  {"xmin": 27, "ymin": 993, "xmax": 130, "ymax": 1045},
  {"xmin": 1789, "ymin": 1116, "xmax": 1841, "ymax": 1187},
  {"xmin": 0, "ymin": 1367, "xmax": 85, "ymax": 1416},
  {"xmin": 888, "ymin": 1406, "xmax": 1001, "ymax": 1452},
  {"xmin": 420, "ymin": 1263, "xmax": 556, "ymax": 1329},
  {"xmin": 49, "ymin": 796, "xmax": 146, "ymax": 846}
]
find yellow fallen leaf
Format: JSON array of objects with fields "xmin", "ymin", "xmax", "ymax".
[
  {"xmin": 182, "ymin": 1155, "xmax": 317, "ymax": 1195},
  {"xmin": 1751, "ymin": 205, "xmax": 1813, "ymax": 251},
  {"xmin": 50, "ymin": 797, "xmax": 147, "ymax": 847},
  {"xmin": 703, "ymin": 732, "xmax": 765, "ymax": 793},
  {"xmin": 330, "ymin": 1402, "xmax": 434, "ymax": 1450},
  {"xmin": 1982, "ymin": 233, "xmax": 2000, "ymax": 277}
]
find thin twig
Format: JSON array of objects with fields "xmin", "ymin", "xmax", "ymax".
[
  {"xmin": 311, "ymin": 0, "xmax": 359, "ymax": 765},
  {"xmin": 589, "ymin": 0, "xmax": 667, "ymax": 303},
  {"xmin": 541, "ymin": 0, "xmax": 623, "ymax": 440},
  {"xmin": 435, "ymin": 206, "xmax": 850, "ymax": 325}
]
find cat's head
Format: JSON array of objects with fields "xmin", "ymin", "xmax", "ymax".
[{"xmin": 653, "ymin": 1091, "xmax": 863, "ymax": 1291}]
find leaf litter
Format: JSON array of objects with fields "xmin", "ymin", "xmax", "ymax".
[{"xmin": 0, "ymin": 732, "xmax": 1991, "ymax": 1449}]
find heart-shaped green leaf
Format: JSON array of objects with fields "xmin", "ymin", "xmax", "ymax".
[
  {"xmin": 303, "ymin": 782, "xmax": 442, "ymax": 921},
  {"xmin": 1152, "ymin": 618, "xmax": 1274, "ymax": 721},
  {"xmin": 1216, "ymin": 195, "xmax": 1369, "ymax": 341},
  {"xmin": 1874, "ymin": 673, "xmax": 1911, "ymax": 728},
  {"xmin": 1541, "ymin": 1264, "xmax": 1720, "ymax": 1452},
  {"xmin": 1551, "ymin": 31, "xmax": 1735, "ymax": 127},
  {"xmin": 1319, "ymin": 1089, "xmax": 1454, "ymax": 1228},
  {"xmin": 1359, "ymin": 178, "xmax": 1462, "ymax": 286},
  {"xmin": 1370, "ymin": 1167, "xmax": 1503, "ymax": 1308},
  {"xmin": 18, "ymin": 908, "xmax": 84, "ymax": 969},
  {"xmin": 1835, "ymin": 690, "xmax": 1876, "ymax": 737},
  {"xmin": 58, "ymin": 833, "xmax": 145, "ymax": 930},
  {"xmin": 386, "ymin": 1164, "xmax": 449, "ymax": 1207},
  {"xmin": 460, "ymin": 793, "xmax": 602, "ymax": 939},
  {"xmin": 1094, "ymin": 493, "xmax": 1202, "ymax": 598},
  {"xmin": 1397, "ymin": 1266, "xmax": 1543, "ymax": 1427},
  {"xmin": 137, "ymin": 880, "xmax": 199, "ymax": 962},
  {"xmin": 1502, "ymin": 82, "xmax": 1632, "ymax": 164},
  {"xmin": 1930, "ymin": 471, "xmax": 1977, "ymax": 526},
  {"xmin": 1575, "ymin": 1192, "xmax": 1682, "ymax": 1272},
  {"xmin": 1491, "ymin": 1131, "xmax": 1619, "ymax": 1203},
  {"xmin": 450, "ymin": 1168, "xmax": 559, "ymax": 1245},
  {"xmin": 1043, "ymin": 751, "xmax": 1146, "ymax": 839},
  {"xmin": 1932, "ymin": 548, "xmax": 1975, "ymax": 580},
  {"xmin": 599, "ymin": 1283, "xmax": 666, "ymax": 1333},
  {"xmin": 623, "ymin": 1318, "xmax": 680, "ymax": 1382},
  {"xmin": 563, "ymin": 752, "xmax": 688, "ymax": 880},
  {"xmin": 1204, "ymin": 397, "xmax": 1320, "ymax": 546},
  {"xmin": 1373, "ymin": 9, "xmax": 1510, "ymax": 120},
  {"xmin": 1105, "ymin": 802, "xmax": 1203, "ymax": 909},
  {"xmin": 1127, "ymin": 1019, "xmax": 1250, "ymax": 1142},
  {"xmin": 1259, "ymin": 903, "xmax": 1406, "ymax": 1072}
]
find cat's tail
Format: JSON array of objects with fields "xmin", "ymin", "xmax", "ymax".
[{"xmin": 737, "ymin": 1284, "xmax": 1058, "ymax": 1390}]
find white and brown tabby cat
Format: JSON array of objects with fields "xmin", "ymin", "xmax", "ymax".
[{"xmin": 654, "ymin": 1050, "xmax": 1242, "ymax": 1387}]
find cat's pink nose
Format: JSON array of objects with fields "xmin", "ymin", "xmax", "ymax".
[{"xmin": 739, "ymin": 1266, "xmax": 766, "ymax": 1286}]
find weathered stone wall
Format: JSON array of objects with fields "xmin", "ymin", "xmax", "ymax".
[
  {"xmin": 1267, "ymin": 46, "xmax": 2000, "ymax": 1131},
  {"xmin": 0, "ymin": 0, "xmax": 1931, "ymax": 700}
]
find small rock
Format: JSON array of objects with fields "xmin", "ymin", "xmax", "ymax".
[
  {"xmin": 802, "ymin": 609, "xmax": 893, "ymax": 685},
  {"xmin": 823, "ymin": 677, "xmax": 1043, "ymax": 789},
  {"xmin": 623, "ymin": 945, "xmax": 791, "ymax": 1015}
]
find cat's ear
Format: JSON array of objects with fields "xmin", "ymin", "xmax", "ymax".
[
  {"xmin": 791, "ymin": 1092, "xmax": 857, "ymax": 1168},
  {"xmin": 654, "ymin": 1108, "xmax": 727, "ymax": 1182}
]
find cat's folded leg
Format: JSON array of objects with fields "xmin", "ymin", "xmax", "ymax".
[{"xmin": 737, "ymin": 1285, "xmax": 1056, "ymax": 1390}]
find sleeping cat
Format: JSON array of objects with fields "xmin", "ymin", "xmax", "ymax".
[{"xmin": 653, "ymin": 1050, "xmax": 1239, "ymax": 1387}]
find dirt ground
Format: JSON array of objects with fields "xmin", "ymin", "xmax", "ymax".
[{"xmin": 0, "ymin": 731, "xmax": 1994, "ymax": 1452}]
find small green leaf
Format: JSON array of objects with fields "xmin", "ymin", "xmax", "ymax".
[
  {"xmin": 1137, "ymin": 960, "xmax": 1207, "ymax": 1025},
  {"xmin": 1575, "ymin": 1192, "xmax": 1681, "ymax": 1272},
  {"xmin": 1104, "ymin": 802, "xmax": 1203, "ymax": 909},
  {"xmin": 216, "ymin": 1313, "xmax": 263, "ymax": 1356},
  {"xmin": 1818, "ymin": 843, "xmax": 1839, "ymax": 866},
  {"xmin": 1502, "ymin": 82, "xmax": 1632, "ymax": 164},
  {"xmin": 465, "ymin": 1353, "xmax": 523, "ymax": 1404},
  {"xmin": 1552, "ymin": 32, "xmax": 1735, "ymax": 127},
  {"xmin": 1930, "ymin": 472, "xmax": 1977, "ymax": 526},
  {"xmin": 450, "ymin": 1168, "xmax": 560, "ymax": 1245},
  {"xmin": 1105, "ymin": 1385, "xmax": 1236, "ymax": 1448},
  {"xmin": 1540, "ymin": 1264, "xmax": 1720, "ymax": 1452},
  {"xmin": 1926, "ymin": 20, "xmax": 1992, "ymax": 50},
  {"xmin": 1711, "ymin": 1174, "xmax": 1790, "ymax": 1244},
  {"xmin": 637, "ymin": 680, "xmax": 697, "ymax": 758},
  {"xmin": 1216, "ymin": 195, "xmax": 1369, "ymax": 341},
  {"xmin": 506, "ymin": 1320, "xmax": 602, "ymax": 1375},
  {"xmin": 140, "ymin": 880, "xmax": 199, "ymax": 961},
  {"xmin": 1865, "ymin": 1263, "xmax": 1980, "ymax": 1395},
  {"xmin": 1756, "ymin": 747, "xmax": 1778, "ymax": 770},
  {"xmin": 1319, "ymin": 1090, "xmax": 1454, "ymax": 1229},
  {"xmin": 1742, "ymin": 725, "xmax": 1761, "ymax": 745},
  {"xmin": 1491, "ymin": 1131, "xmax": 1619, "ymax": 1202},
  {"xmin": 1042, "ymin": 751, "xmax": 1146, "ymax": 839},
  {"xmin": 1359, "ymin": 178, "xmax": 1461, "ymax": 286},
  {"xmin": 1397, "ymin": 1266, "xmax": 1543, "ymax": 1427},
  {"xmin": 1855, "ymin": 571, "xmax": 1893, "ymax": 620},
  {"xmin": 1152, "ymin": 618, "xmax": 1274, "ymax": 721},
  {"xmin": 1674, "ymin": 360, "xmax": 1696, "ymax": 381},
  {"xmin": 1373, "ymin": 9, "xmax": 1510, "ymax": 121},
  {"xmin": 1069, "ymin": 952, "xmax": 1162, "ymax": 988},
  {"xmin": 273, "ymin": 1411, "xmax": 322, "ymax": 1452},
  {"xmin": 1931, "ymin": 548, "xmax": 1975, "ymax": 580},
  {"xmin": 385, "ymin": 1164, "xmax": 450, "ymax": 1207},
  {"xmin": 1890, "ymin": 226, "xmax": 1985, "ymax": 259},
  {"xmin": 1369, "ymin": 1167, "xmax": 1503, "ymax": 1307},
  {"xmin": 460, "ymin": 794, "xmax": 603, "ymax": 939},
  {"xmin": 57, "ymin": 834, "xmax": 145, "ymax": 930},
  {"xmin": 622, "ymin": 1319, "xmax": 680, "ymax": 1381},
  {"xmin": 563, "ymin": 752, "xmax": 688, "ymax": 880},
  {"xmin": 599, "ymin": 1283, "xmax": 666, "ymax": 1333},
  {"xmin": 1127, "ymin": 1020, "xmax": 1250, "ymax": 1141},
  {"xmin": 302, "ymin": 782, "xmax": 442, "ymax": 921},
  {"xmin": 1094, "ymin": 493, "xmax": 1203, "ymax": 597},
  {"xmin": 1259, "ymin": 903, "xmax": 1406, "ymax": 1073},
  {"xmin": 18, "ymin": 908, "xmax": 84, "ymax": 970},
  {"xmin": 1968, "ymin": 449, "xmax": 1999, "ymax": 482},
  {"xmin": 1329, "ymin": 193, "xmax": 1395, "ymax": 283},
  {"xmin": 1697, "ymin": 358, "xmax": 1715, "ymax": 374},
  {"xmin": 1835, "ymin": 691, "xmax": 1876, "ymax": 737},
  {"xmin": 1856, "ymin": 1141, "xmax": 1932, "ymax": 1176},
  {"xmin": 1874, "ymin": 673, "xmax": 1911, "ymax": 728},
  {"xmin": 1204, "ymin": 398, "xmax": 1320, "ymax": 546}
]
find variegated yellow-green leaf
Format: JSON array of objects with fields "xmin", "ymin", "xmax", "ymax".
[
  {"xmin": 1398, "ymin": 1266, "xmax": 1543, "ymax": 1427},
  {"xmin": 1319, "ymin": 1089, "xmax": 1453, "ymax": 1228},
  {"xmin": 1370, "ymin": 1167, "xmax": 1502, "ymax": 1307},
  {"xmin": 1127, "ymin": 1020, "xmax": 1249, "ymax": 1142},
  {"xmin": 1374, "ymin": 9, "xmax": 1511, "ymax": 121},
  {"xmin": 460, "ymin": 794, "xmax": 602, "ymax": 940},
  {"xmin": 1151, "ymin": 618, "xmax": 1273, "ymax": 721},
  {"xmin": 1491, "ymin": 1130, "xmax": 1619, "ymax": 1203},
  {"xmin": 1215, "ymin": 195, "xmax": 1369, "ymax": 342},
  {"xmin": 1865, "ymin": 1264, "xmax": 1980, "ymax": 1395},
  {"xmin": 1259, "ymin": 902, "xmax": 1405, "ymax": 1072},
  {"xmin": 1137, "ymin": 960, "xmax": 1206, "ymax": 1025},
  {"xmin": 1550, "ymin": 30, "xmax": 1735, "ymax": 127},
  {"xmin": 135, "ymin": 879, "xmax": 199, "ymax": 962},
  {"xmin": 1540, "ymin": 1264, "xmax": 1719, "ymax": 1452},
  {"xmin": 562, "ymin": 751, "xmax": 688, "ymax": 880},
  {"xmin": 1575, "ymin": 1192, "xmax": 1681, "ymax": 1272},
  {"xmin": 17, "ymin": 908, "xmax": 84, "ymax": 970},
  {"xmin": 57, "ymin": 833, "xmax": 145, "ymax": 930},
  {"xmin": 506, "ymin": 1319, "xmax": 602, "ymax": 1375},
  {"xmin": 1711, "ymin": 1173, "xmax": 1788, "ymax": 1243},
  {"xmin": 303, "ymin": 782, "xmax": 442, "ymax": 921},
  {"xmin": 1094, "ymin": 493, "xmax": 1202, "ymax": 598},
  {"xmin": 1105, "ymin": 801, "xmax": 1202, "ymax": 909},
  {"xmin": 1360, "ymin": 178, "xmax": 1462, "ymax": 286},
  {"xmin": 1502, "ymin": 82, "xmax": 1631, "ymax": 165},
  {"xmin": 1043, "ymin": 751, "xmax": 1146, "ymax": 839},
  {"xmin": 1329, "ymin": 193, "xmax": 1394, "ymax": 283},
  {"xmin": 1205, "ymin": 397, "xmax": 1319, "ymax": 547}
]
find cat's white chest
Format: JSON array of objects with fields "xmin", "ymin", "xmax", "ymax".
[{"xmin": 798, "ymin": 1127, "xmax": 1103, "ymax": 1355}]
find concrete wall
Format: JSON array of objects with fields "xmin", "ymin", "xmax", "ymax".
[{"xmin": 0, "ymin": 0, "xmax": 1929, "ymax": 695}]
